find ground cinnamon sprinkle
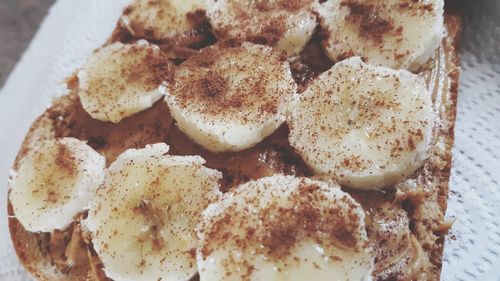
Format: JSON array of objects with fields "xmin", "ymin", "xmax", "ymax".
[
  {"xmin": 172, "ymin": 42, "xmax": 292, "ymax": 117},
  {"xmin": 55, "ymin": 144, "xmax": 76, "ymax": 176},
  {"xmin": 339, "ymin": 155, "xmax": 368, "ymax": 172},
  {"xmin": 144, "ymin": 52, "xmax": 174, "ymax": 85},
  {"xmin": 278, "ymin": 0, "xmax": 308, "ymax": 12},
  {"xmin": 408, "ymin": 135, "xmax": 416, "ymax": 150},
  {"xmin": 201, "ymin": 179, "xmax": 363, "ymax": 267},
  {"xmin": 254, "ymin": 0, "xmax": 315, "ymax": 13},
  {"xmin": 187, "ymin": 72, "xmax": 244, "ymax": 112},
  {"xmin": 201, "ymin": 212, "xmax": 233, "ymax": 258},
  {"xmin": 117, "ymin": 45, "xmax": 174, "ymax": 93},
  {"xmin": 199, "ymin": 73, "xmax": 227, "ymax": 98},
  {"xmin": 46, "ymin": 190, "xmax": 59, "ymax": 204},
  {"xmin": 249, "ymin": 19, "xmax": 287, "ymax": 46},
  {"xmin": 212, "ymin": 0, "xmax": 315, "ymax": 48},
  {"xmin": 341, "ymin": 0, "xmax": 395, "ymax": 43},
  {"xmin": 255, "ymin": 0, "xmax": 271, "ymax": 12},
  {"xmin": 422, "ymin": 4, "xmax": 434, "ymax": 12}
]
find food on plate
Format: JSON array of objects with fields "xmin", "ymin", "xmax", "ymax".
[{"xmin": 7, "ymin": 1, "xmax": 461, "ymax": 280}]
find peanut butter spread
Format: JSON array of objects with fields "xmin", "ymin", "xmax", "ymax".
[{"xmin": 8, "ymin": 8, "xmax": 460, "ymax": 281}]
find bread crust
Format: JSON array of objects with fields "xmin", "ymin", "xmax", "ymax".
[
  {"xmin": 7, "ymin": 10, "xmax": 462, "ymax": 281},
  {"xmin": 8, "ymin": 94, "xmax": 90, "ymax": 281}
]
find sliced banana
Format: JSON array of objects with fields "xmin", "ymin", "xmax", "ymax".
[
  {"xmin": 287, "ymin": 57, "xmax": 433, "ymax": 190},
  {"xmin": 121, "ymin": 0, "xmax": 208, "ymax": 40},
  {"xmin": 163, "ymin": 42, "xmax": 297, "ymax": 152},
  {"xmin": 316, "ymin": 0, "xmax": 444, "ymax": 70},
  {"xmin": 207, "ymin": 0, "xmax": 317, "ymax": 56},
  {"xmin": 84, "ymin": 143, "xmax": 222, "ymax": 281},
  {"xmin": 9, "ymin": 138, "xmax": 105, "ymax": 233},
  {"xmin": 78, "ymin": 40, "xmax": 174, "ymax": 123},
  {"xmin": 197, "ymin": 175, "xmax": 373, "ymax": 281}
]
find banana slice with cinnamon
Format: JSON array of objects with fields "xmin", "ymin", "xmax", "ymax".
[
  {"xmin": 78, "ymin": 40, "xmax": 174, "ymax": 123},
  {"xmin": 197, "ymin": 175, "xmax": 374, "ymax": 281},
  {"xmin": 163, "ymin": 41, "xmax": 297, "ymax": 152},
  {"xmin": 316, "ymin": 0, "xmax": 444, "ymax": 70},
  {"xmin": 84, "ymin": 143, "xmax": 221, "ymax": 281},
  {"xmin": 207, "ymin": 0, "xmax": 318, "ymax": 56},
  {"xmin": 9, "ymin": 138, "xmax": 105, "ymax": 232},
  {"xmin": 121, "ymin": 0, "xmax": 208, "ymax": 40},
  {"xmin": 288, "ymin": 57, "xmax": 434, "ymax": 189}
]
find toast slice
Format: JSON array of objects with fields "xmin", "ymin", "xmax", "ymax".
[{"xmin": 7, "ymin": 4, "xmax": 461, "ymax": 281}]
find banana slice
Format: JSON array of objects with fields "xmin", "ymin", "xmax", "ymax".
[
  {"xmin": 84, "ymin": 143, "xmax": 222, "ymax": 281},
  {"xmin": 197, "ymin": 175, "xmax": 373, "ymax": 281},
  {"xmin": 207, "ymin": 0, "xmax": 317, "ymax": 56},
  {"xmin": 9, "ymin": 138, "xmax": 105, "ymax": 233},
  {"xmin": 163, "ymin": 42, "xmax": 297, "ymax": 152},
  {"xmin": 316, "ymin": 0, "xmax": 444, "ymax": 70},
  {"xmin": 78, "ymin": 40, "xmax": 174, "ymax": 123},
  {"xmin": 121, "ymin": 0, "xmax": 208, "ymax": 40},
  {"xmin": 287, "ymin": 57, "xmax": 433, "ymax": 190}
]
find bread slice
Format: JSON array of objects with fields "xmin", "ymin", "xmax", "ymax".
[{"xmin": 7, "ymin": 7, "xmax": 461, "ymax": 281}]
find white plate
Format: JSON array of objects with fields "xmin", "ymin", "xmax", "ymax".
[{"xmin": 0, "ymin": 0, "xmax": 499, "ymax": 280}]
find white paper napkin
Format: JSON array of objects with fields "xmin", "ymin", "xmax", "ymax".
[{"xmin": 0, "ymin": 0, "xmax": 499, "ymax": 280}]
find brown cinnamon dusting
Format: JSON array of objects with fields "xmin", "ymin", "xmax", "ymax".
[
  {"xmin": 341, "ymin": 0, "xmax": 395, "ymax": 43},
  {"xmin": 133, "ymin": 199, "xmax": 166, "ymax": 252},
  {"xmin": 184, "ymin": 72, "xmax": 245, "ymax": 112},
  {"xmin": 201, "ymin": 180, "xmax": 363, "ymax": 266},
  {"xmin": 278, "ymin": 0, "xmax": 307, "ymax": 12},
  {"xmin": 249, "ymin": 19, "xmax": 287, "ymax": 46},
  {"xmin": 261, "ymin": 220, "xmax": 298, "ymax": 259},
  {"xmin": 199, "ymin": 73, "xmax": 228, "ymax": 98},
  {"xmin": 144, "ymin": 52, "xmax": 175, "ymax": 85},
  {"xmin": 255, "ymin": 0, "xmax": 307, "ymax": 12},
  {"xmin": 55, "ymin": 144, "xmax": 77, "ymax": 176},
  {"xmin": 121, "ymin": 45, "xmax": 174, "ymax": 90},
  {"xmin": 112, "ymin": 4, "xmax": 215, "ymax": 53},
  {"xmin": 46, "ymin": 191, "xmax": 59, "ymax": 204},
  {"xmin": 255, "ymin": 0, "xmax": 271, "ymax": 12},
  {"xmin": 213, "ymin": 0, "xmax": 314, "ymax": 48},
  {"xmin": 172, "ymin": 42, "xmax": 290, "ymax": 116},
  {"xmin": 341, "ymin": 155, "xmax": 366, "ymax": 172},
  {"xmin": 408, "ymin": 136, "xmax": 416, "ymax": 150}
]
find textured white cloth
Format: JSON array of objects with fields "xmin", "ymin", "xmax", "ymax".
[{"xmin": 0, "ymin": 0, "xmax": 499, "ymax": 280}]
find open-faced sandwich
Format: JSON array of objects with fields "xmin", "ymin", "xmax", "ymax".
[{"xmin": 7, "ymin": 0, "xmax": 461, "ymax": 280}]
